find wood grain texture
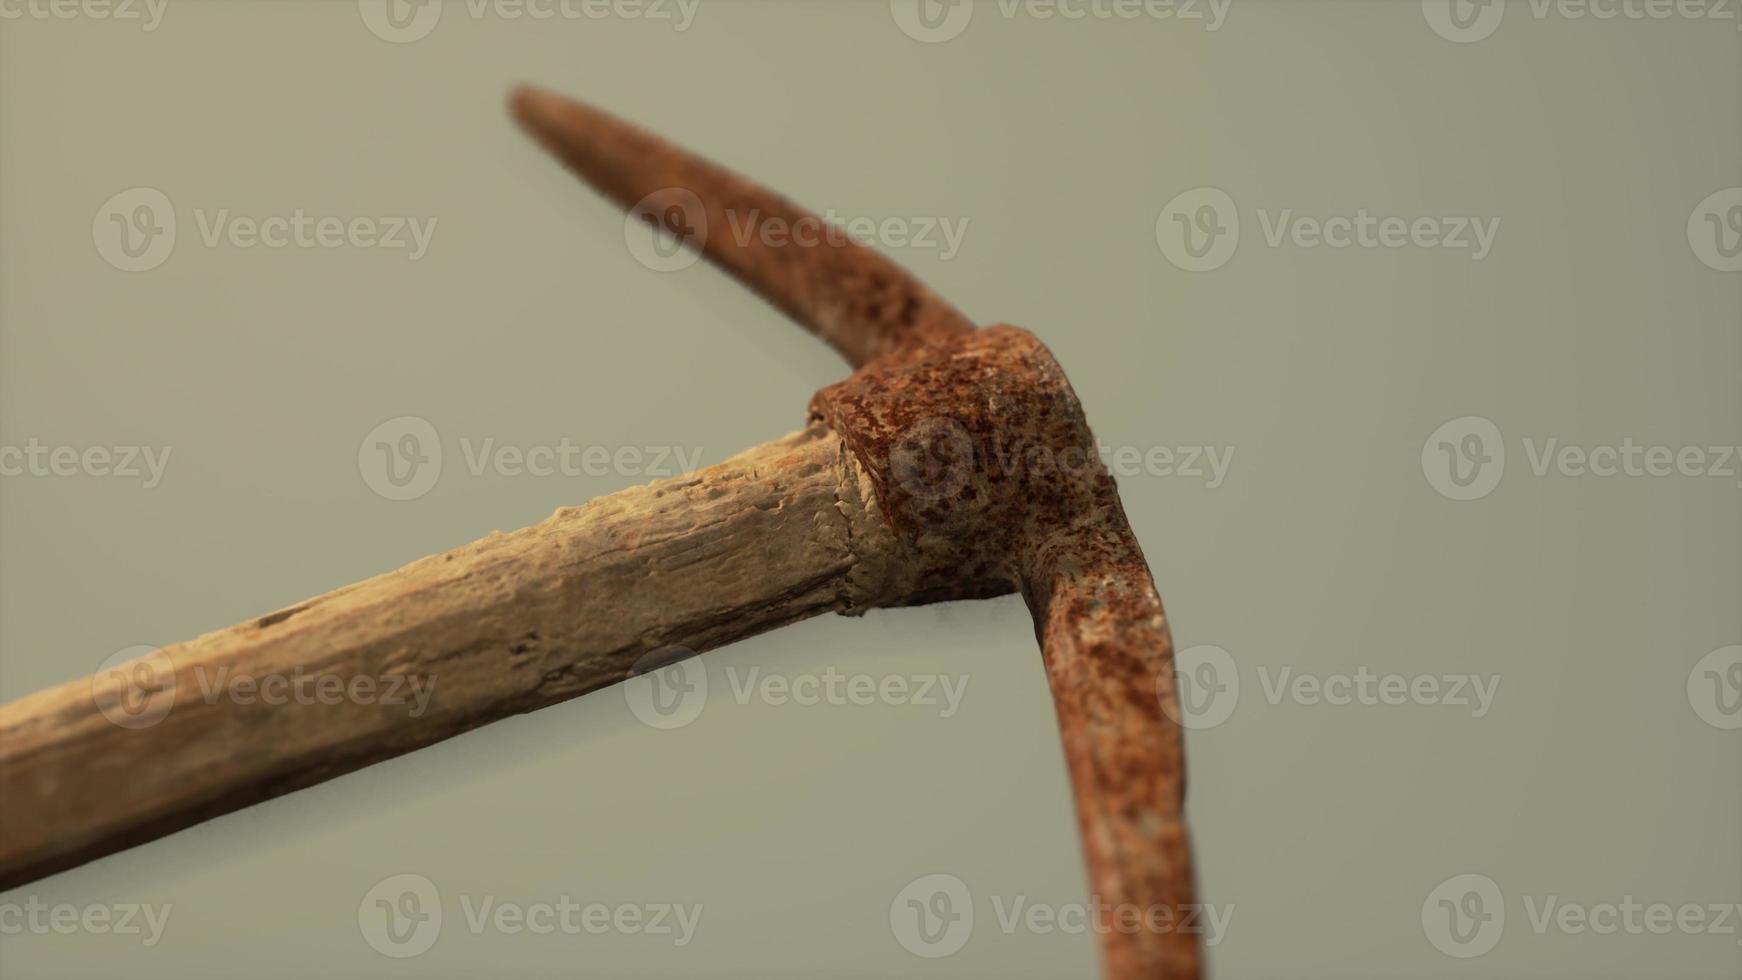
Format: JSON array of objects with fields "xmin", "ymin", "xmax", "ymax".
[
  {"xmin": 0, "ymin": 425, "xmax": 897, "ymax": 889},
  {"xmin": 4, "ymin": 87, "xmax": 1203, "ymax": 980}
]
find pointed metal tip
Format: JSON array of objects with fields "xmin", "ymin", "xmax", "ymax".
[{"xmin": 507, "ymin": 86, "xmax": 974, "ymax": 368}]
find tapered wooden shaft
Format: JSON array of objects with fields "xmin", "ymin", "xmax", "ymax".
[{"xmin": 0, "ymin": 426, "xmax": 895, "ymax": 889}]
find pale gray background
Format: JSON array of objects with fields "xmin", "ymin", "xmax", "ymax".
[{"xmin": 1, "ymin": 1, "xmax": 1739, "ymax": 978}]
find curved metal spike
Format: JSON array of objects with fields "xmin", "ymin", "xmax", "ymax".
[{"xmin": 510, "ymin": 85, "xmax": 975, "ymax": 368}]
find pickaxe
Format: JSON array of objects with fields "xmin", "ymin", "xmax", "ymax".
[{"xmin": 0, "ymin": 86, "xmax": 1200, "ymax": 980}]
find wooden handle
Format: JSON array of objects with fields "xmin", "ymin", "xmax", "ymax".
[{"xmin": 0, "ymin": 425, "xmax": 894, "ymax": 889}]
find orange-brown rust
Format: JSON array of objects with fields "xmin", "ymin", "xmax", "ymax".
[
  {"xmin": 510, "ymin": 86, "xmax": 974, "ymax": 368},
  {"xmin": 811, "ymin": 327, "xmax": 1200, "ymax": 980},
  {"xmin": 476, "ymin": 88, "xmax": 1200, "ymax": 980},
  {"xmin": 0, "ymin": 87, "xmax": 1203, "ymax": 980}
]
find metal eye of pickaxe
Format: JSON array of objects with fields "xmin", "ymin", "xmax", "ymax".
[{"xmin": 0, "ymin": 86, "xmax": 1199, "ymax": 980}]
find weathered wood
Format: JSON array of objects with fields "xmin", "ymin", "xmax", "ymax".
[
  {"xmin": 0, "ymin": 425, "xmax": 898, "ymax": 889},
  {"xmin": 4, "ymin": 86, "xmax": 1205, "ymax": 980}
]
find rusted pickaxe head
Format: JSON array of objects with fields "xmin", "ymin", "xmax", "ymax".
[
  {"xmin": 514, "ymin": 86, "xmax": 1200, "ymax": 980},
  {"xmin": 0, "ymin": 87, "xmax": 1197, "ymax": 980}
]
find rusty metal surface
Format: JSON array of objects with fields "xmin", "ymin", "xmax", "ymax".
[
  {"xmin": 516, "ymin": 86, "xmax": 1201, "ymax": 980},
  {"xmin": 510, "ymin": 87, "xmax": 974, "ymax": 368},
  {"xmin": 814, "ymin": 326, "xmax": 1199, "ymax": 980}
]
